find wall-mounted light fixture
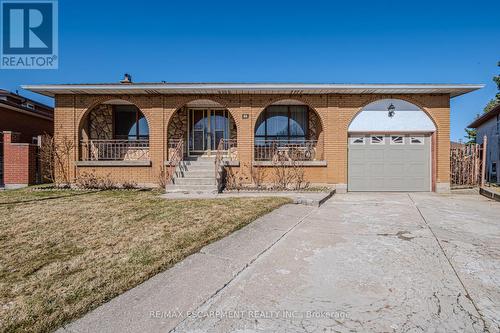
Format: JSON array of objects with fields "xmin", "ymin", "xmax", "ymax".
[{"xmin": 387, "ymin": 103, "xmax": 396, "ymax": 118}]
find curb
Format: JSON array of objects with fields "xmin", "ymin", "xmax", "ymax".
[
  {"xmin": 293, "ymin": 189, "xmax": 336, "ymax": 207},
  {"xmin": 479, "ymin": 187, "xmax": 500, "ymax": 202}
]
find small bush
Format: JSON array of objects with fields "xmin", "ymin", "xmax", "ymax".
[
  {"xmin": 75, "ymin": 171, "xmax": 116, "ymax": 190},
  {"xmin": 122, "ymin": 181, "xmax": 138, "ymax": 189},
  {"xmin": 225, "ymin": 163, "xmax": 250, "ymax": 191},
  {"xmin": 157, "ymin": 166, "xmax": 168, "ymax": 188}
]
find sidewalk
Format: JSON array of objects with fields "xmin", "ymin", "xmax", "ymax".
[{"xmin": 57, "ymin": 204, "xmax": 315, "ymax": 333}]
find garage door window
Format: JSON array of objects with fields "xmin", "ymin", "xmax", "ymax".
[
  {"xmin": 410, "ymin": 136, "xmax": 424, "ymax": 145},
  {"xmin": 370, "ymin": 136, "xmax": 384, "ymax": 144},
  {"xmin": 390, "ymin": 136, "xmax": 404, "ymax": 144},
  {"xmin": 350, "ymin": 137, "xmax": 365, "ymax": 144}
]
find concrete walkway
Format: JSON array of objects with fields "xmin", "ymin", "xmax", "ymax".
[
  {"xmin": 59, "ymin": 193, "xmax": 500, "ymax": 333},
  {"xmin": 161, "ymin": 189, "xmax": 335, "ymax": 207}
]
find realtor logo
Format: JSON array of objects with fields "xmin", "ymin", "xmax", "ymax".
[{"xmin": 1, "ymin": 0, "xmax": 58, "ymax": 69}]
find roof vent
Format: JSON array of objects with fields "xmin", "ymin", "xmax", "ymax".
[{"xmin": 120, "ymin": 73, "xmax": 132, "ymax": 84}]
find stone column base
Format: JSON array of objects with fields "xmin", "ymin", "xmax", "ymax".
[
  {"xmin": 435, "ymin": 182, "xmax": 450, "ymax": 193},
  {"xmin": 335, "ymin": 183, "xmax": 347, "ymax": 194}
]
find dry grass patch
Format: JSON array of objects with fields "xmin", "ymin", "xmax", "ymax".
[{"xmin": 0, "ymin": 189, "xmax": 290, "ymax": 332}]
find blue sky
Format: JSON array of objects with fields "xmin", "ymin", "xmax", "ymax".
[{"xmin": 1, "ymin": 0, "xmax": 499, "ymax": 141}]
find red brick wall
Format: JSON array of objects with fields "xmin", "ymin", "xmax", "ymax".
[
  {"xmin": 0, "ymin": 106, "xmax": 53, "ymax": 143},
  {"xmin": 3, "ymin": 132, "xmax": 38, "ymax": 187}
]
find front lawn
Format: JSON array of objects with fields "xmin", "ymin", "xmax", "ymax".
[{"xmin": 0, "ymin": 188, "xmax": 290, "ymax": 332}]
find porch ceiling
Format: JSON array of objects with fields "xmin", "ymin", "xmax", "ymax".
[{"xmin": 22, "ymin": 83, "xmax": 483, "ymax": 98}]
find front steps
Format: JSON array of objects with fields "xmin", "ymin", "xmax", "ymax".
[{"xmin": 165, "ymin": 156, "xmax": 219, "ymax": 193}]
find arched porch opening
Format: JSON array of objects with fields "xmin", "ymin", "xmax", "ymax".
[
  {"xmin": 79, "ymin": 99, "xmax": 150, "ymax": 161},
  {"xmin": 167, "ymin": 99, "xmax": 237, "ymax": 159},
  {"xmin": 254, "ymin": 99, "xmax": 324, "ymax": 161}
]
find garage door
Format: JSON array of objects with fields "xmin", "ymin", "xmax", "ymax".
[{"xmin": 348, "ymin": 134, "xmax": 431, "ymax": 191}]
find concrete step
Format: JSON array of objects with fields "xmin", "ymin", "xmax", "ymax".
[
  {"xmin": 182, "ymin": 163, "xmax": 216, "ymax": 168},
  {"xmin": 181, "ymin": 164, "xmax": 215, "ymax": 171},
  {"xmin": 174, "ymin": 177, "xmax": 216, "ymax": 185},
  {"xmin": 185, "ymin": 155, "xmax": 216, "ymax": 160},
  {"xmin": 176, "ymin": 170, "xmax": 215, "ymax": 178},
  {"xmin": 180, "ymin": 167, "xmax": 216, "ymax": 174},
  {"xmin": 165, "ymin": 184, "xmax": 217, "ymax": 192},
  {"xmin": 182, "ymin": 162, "xmax": 216, "ymax": 168}
]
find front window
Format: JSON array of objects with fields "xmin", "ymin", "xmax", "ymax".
[
  {"xmin": 255, "ymin": 105, "xmax": 308, "ymax": 142},
  {"xmin": 113, "ymin": 105, "xmax": 149, "ymax": 140}
]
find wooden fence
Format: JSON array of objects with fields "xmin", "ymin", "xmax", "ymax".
[
  {"xmin": 0, "ymin": 132, "xmax": 3, "ymax": 186},
  {"xmin": 450, "ymin": 137, "xmax": 487, "ymax": 188}
]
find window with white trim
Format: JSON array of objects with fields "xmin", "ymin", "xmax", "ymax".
[
  {"xmin": 390, "ymin": 136, "xmax": 404, "ymax": 144},
  {"xmin": 350, "ymin": 137, "xmax": 365, "ymax": 144},
  {"xmin": 370, "ymin": 136, "xmax": 384, "ymax": 144},
  {"xmin": 410, "ymin": 136, "xmax": 424, "ymax": 145}
]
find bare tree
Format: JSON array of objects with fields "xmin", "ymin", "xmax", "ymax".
[
  {"xmin": 157, "ymin": 166, "xmax": 168, "ymax": 188},
  {"xmin": 38, "ymin": 135, "xmax": 75, "ymax": 187},
  {"xmin": 38, "ymin": 134, "xmax": 56, "ymax": 183},
  {"xmin": 225, "ymin": 163, "xmax": 250, "ymax": 191},
  {"xmin": 271, "ymin": 155, "xmax": 309, "ymax": 191},
  {"xmin": 250, "ymin": 165, "xmax": 268, "ymax": 189}
]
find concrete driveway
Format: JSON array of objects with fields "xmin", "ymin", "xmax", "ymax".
[{"xmin": 60, "ymin": 193, "xmax": 500, "ymax": 333}]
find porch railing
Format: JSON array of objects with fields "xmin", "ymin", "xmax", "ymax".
[
  {"xmin": 254, "ymin": 139, "xmax": 318, "ymax": 161},
  {"xmin": 214, "ymin": 138, "xmax": 237, "ymax": 167},
  {"xmin": 166, "ymin": 139, "xmax": 184, "ymax": 183},
  {"xmin": 214, "ymin": 139, "xmax": 237, "ymax": 190},
  {"xmin": 80, "ymin": 139, "xmax": 150, "ymax": 161}
]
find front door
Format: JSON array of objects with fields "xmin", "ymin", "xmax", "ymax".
[{"xmin": 189, "ymin": 109, "xmax": 230, "ymax": 155}]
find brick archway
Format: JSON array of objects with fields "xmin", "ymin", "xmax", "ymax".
[
  {"xmin": 253, "ymin": 98, "xmax": 325, "ymax": 161},
  {"xmin": 166, "ymin": 98, "xmax": 238, "ymax": 158}
]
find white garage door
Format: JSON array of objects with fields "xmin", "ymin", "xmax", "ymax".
[{"xmin": 348, "ymin": 134, "xmax": 431, "ymax": 192}]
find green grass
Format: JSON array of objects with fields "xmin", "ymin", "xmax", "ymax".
[{"xmin": 0, "ymin": 188, "xmax": 290, "ymax": 332}]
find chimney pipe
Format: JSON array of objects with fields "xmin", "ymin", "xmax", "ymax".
[{"xmin": 120, "ymin": 73, "xmax": 132, "ymax": 84}]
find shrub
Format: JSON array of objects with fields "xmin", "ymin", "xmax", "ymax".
[
  {"xmin": 122, "ymin": 180, "xmax": 138, "ymax": 189},
  {"xmin": 75, "ymin": 171, "xmax": 116, "ymax": 190}
]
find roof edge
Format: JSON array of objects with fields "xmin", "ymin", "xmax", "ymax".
[
  {"xmin": 21, "ymin": 83, "xmax": 485, "ymax": 98},
  {"xmin": 467, "ymin": 104, "xmax": 500, "ymax": 128}
]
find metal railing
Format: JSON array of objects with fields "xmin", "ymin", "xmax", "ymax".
[
  {"xmin": 80, "ymin": 139, "xmax": 150, "ymax": 161},
  {"xmin": 215, "ymin": 139, "xmax": 225, "ymax": 180},
  {"xmin": 214, "ymin": 139, "xmax": 238, "ymax": 190},
  {"xmin": 166, "ymin": 139, "xmax": 184, "ymax": 184},
  {"xmin": 218, "ymin": 139, "xmax": 237, "ymax": 160},
  {"xmin": 254, "ymin": 139, "xmax": 318, "ymax": 161}
]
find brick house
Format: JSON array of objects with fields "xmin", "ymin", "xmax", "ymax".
[
  {"xmin": 0, "ymin": 90, "xmax": 54, "ymax": 188},
  {"xmin": 0, "ymin": 90, "xmax": 53, "ymax": 142},
  {"xmin": 24, "ymin": 81, "xmax": 481, "ymax": 192}
]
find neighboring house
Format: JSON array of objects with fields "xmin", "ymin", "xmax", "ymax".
[
  {"xmin": 0, "ymin": 89, "xmax": 54, "ymax": 142},
  {"xmin": 468, "ymin": 104, "xmax": 500, "ymax": 184},
  {"xmin": 0, "ymin": 90, "xmax": 54, "ymax": 188},
  {"xmin": 24, "ymin": 79, "xmax": 482, "ymax": 192}
]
